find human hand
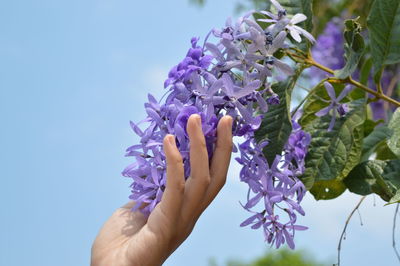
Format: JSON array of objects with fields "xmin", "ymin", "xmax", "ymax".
[{"xmin": 91, "ymin": 114, "xmax": 233, "ymax": 266}]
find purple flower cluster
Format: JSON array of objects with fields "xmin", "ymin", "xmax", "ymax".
[
  {"xmin": 123, "ymin": 0, "xmax": 313, "ymax": 249},
  {"xmin": 237, "ymin": 113, "xmax": 310, "ymax": 249}
]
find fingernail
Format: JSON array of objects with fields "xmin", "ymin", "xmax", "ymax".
[
  {"xmin": 195, "ymin": 114, "xmax": 201, "ymax": 126},
  {"xmin": 168, "ymin": 135, "xmax": 175, "ymax": 146}
]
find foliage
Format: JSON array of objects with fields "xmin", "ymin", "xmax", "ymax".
[
  {"xmin": 367, "ymin": 0, "xmax": 400, "ymax": 82},
  {"xmin": 210, "ymin": 249, "xmax": 326, "ymax": 266}
]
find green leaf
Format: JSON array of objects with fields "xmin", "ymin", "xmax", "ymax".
[
  {"xmin": 359, "ymin": 57, "xmax": 373, "ymax": 86},
  {"xmin": 254, "ymin": 70, "xmax": 301, "ymax": 163},
  {"xmin": 388, "ymin": 108, "xmax": 400, "ymax": 157},
  {"xmin": 344, "ymin": 159, "xmax": 400, "ymax": 202},
  {"xmin": 300, "ymin": 99, "xmax": 366, "ymax": 196},
  {"xmin": 349, "ymin": 57, "xmax": 372, "ymax": 99},
  {"xmin": 310, "ymin": 179, "xmax": 347, "ymax": 200},
  {"xmin": 388, "ymin": 190, "xmax": 400, "ymax": 205},
  {"xmin": 363, "ymin": 118, "xmax": 383, "ymax": 137},
  {"xmin": 361, "ymin": 125, "xmax": 393, "ymax": 161},
  {"xmin": 367, "ymin": 0, "xmax": 400, "ymax": 82},
  {"xmin": 335, "ymin": 18, "xmax": 365, "ymax": 79},
  {"xmin": 376, "ymin": 141, "xmax": 399, "ymax": 160}
]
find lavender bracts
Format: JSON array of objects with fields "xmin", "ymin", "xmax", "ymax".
[{"xmin": 123, "ymin": 1, "xmax": 312, "ymax": 249}]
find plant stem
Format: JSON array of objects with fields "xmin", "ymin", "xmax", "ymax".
[
  {"xmin": 310, "ymin": 59, "xmax": 400, "ymax": 107},
  {"xmin": 336, "ymin": 196, "xmax": 367, "ymax": 266},
  {"xmin": 392, "ymin": 203, "xmax": 400, "ymax": 263},
  {"xmin": 344, "ymin": 76, "xmax": 400, "ymax": 106},
  {"xmin": 286, "ymin": 51, "xmax": 400, "ymax": 107}
]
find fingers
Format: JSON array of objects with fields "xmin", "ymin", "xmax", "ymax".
[
  {"xmin": 157, "ymin": 135, "xmax": 185, "ymax": 221},
  {"xmin": 200, "ymin": 116, "xmax": 233, "ymax": 212},
  {"xmin": 181, "ymin": 114, "xmax": 211, "ymax": 219},
  {"xmin": 187, "ymin": 114, "xmax": 210, "ymax": 181},
  {"xmin": 156, "ymin": 115, "xmax": 232, "ymax": 231}
]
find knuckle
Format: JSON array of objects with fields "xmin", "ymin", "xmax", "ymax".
[
  {"xmin": 200, "ymin": 175, "xmax": 211, "ymax": 187},
  {"xmin": 171, "ymin": 154, "xmax": 183, "ymax": 166},
  {"xmin": 217, "ymin": 176, "xmax": 227, "ymax": 188},
  {"xmin": 176, "ymin": 180, "xmax": 186, "ymax": 193}
]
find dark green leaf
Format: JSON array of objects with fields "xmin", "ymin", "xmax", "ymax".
[
  {"xmin": 363, "ymin": 118, "xmax": 383, "ymax": 137},
  {"xmin": 310, "ymin": 179, "xmax": 347, "ymax": 200},
  {"xmin": 388, "ymin": 108, "xmax": 400, "ymax": 157},
  {"xmin": 300, "ymin": 99, "xmax": 366, "ymax": 196},
  {"xmin": 361, "ymin": 125, "xmax": 393, "ymax": 161},
  {"xmin": 255, "ymin": 71, "xmax": 301, "ymax": 163},
  {"xmin": 376, "ymin": 141, "xmax": 399, "ymax": 160},
  {"xmin": 367, "ymin": 0, "xmax": 400, "ymax": 82},
  {"xmin": 335, "ymin": 18, "xmax": 365, "ymax": 79},
  {"xmin": 344, "ymin": 159, "xmax": 400, "ymax": 202}
]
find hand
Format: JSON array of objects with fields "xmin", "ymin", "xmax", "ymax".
[{"xmin": 91, "ymin": 114, "xmax": 233, "ymax": 266}]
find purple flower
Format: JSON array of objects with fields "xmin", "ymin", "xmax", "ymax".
[{"xmin": 315, "ymin": 82, "xmax": 352, "ymax": 131}]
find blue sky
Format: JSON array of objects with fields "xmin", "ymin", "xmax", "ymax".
[{"xmin": 1, "ymin": 0, "xmax": 398, "ymax": 265}]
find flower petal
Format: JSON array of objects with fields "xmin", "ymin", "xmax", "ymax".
[
  {"xmin": 274, "ymin": 58, "xmax": 294, "ymax": 76},
  {"xmin": 291, "ymin": 13, "xmax": 307, "ymax": 25},
  {"xmin": 324, "ymin": 81, "xmax": 337, "ymax": 100},
  {"xmin": 337, "ymin": 85, "xmax": 353, "ymax": 101},
  {"xmin": 315, "ymin": 105, "xmax": 332, "ymax": 117},
  {"xmin": 292, "ymin": 25, "xmax": 316, "ymax": 43},
  {"xmin": 244, "ymin": 18, "xmax": 265, "ymax": 34},
  {"xmin": 288, "ymin": 26, "xmax": 302, "ymax": 42},
  {"xmin": 270, "ymin": 31, "xmax": 287, "ymax": 54}
]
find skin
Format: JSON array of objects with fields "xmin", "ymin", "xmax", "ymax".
[{"xmin": 91, "ymin": 114, "xmax": 233, "ymax": 266}]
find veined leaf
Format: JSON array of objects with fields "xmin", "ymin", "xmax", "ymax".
[
  {"xmin": 344, "ymin": 159, "xmax": 400, "ymax": 202},
  {"xmin": 300, "ymin": 99, "xmax": 366, "ymax": 198},
  {"xmin": 367, "ymin": 0, "xmax": 400, "ymax": 82},
  {"xmin": 388, "ymin": 108, "xmax": 400, "ymax": 157},
  {"xmin": 361, "ymin": 125, "xmax": 393, "ymax": 161},
  {"xmin": 255, "ymin": 71, "xmax": 301, "ymax": 163}
]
